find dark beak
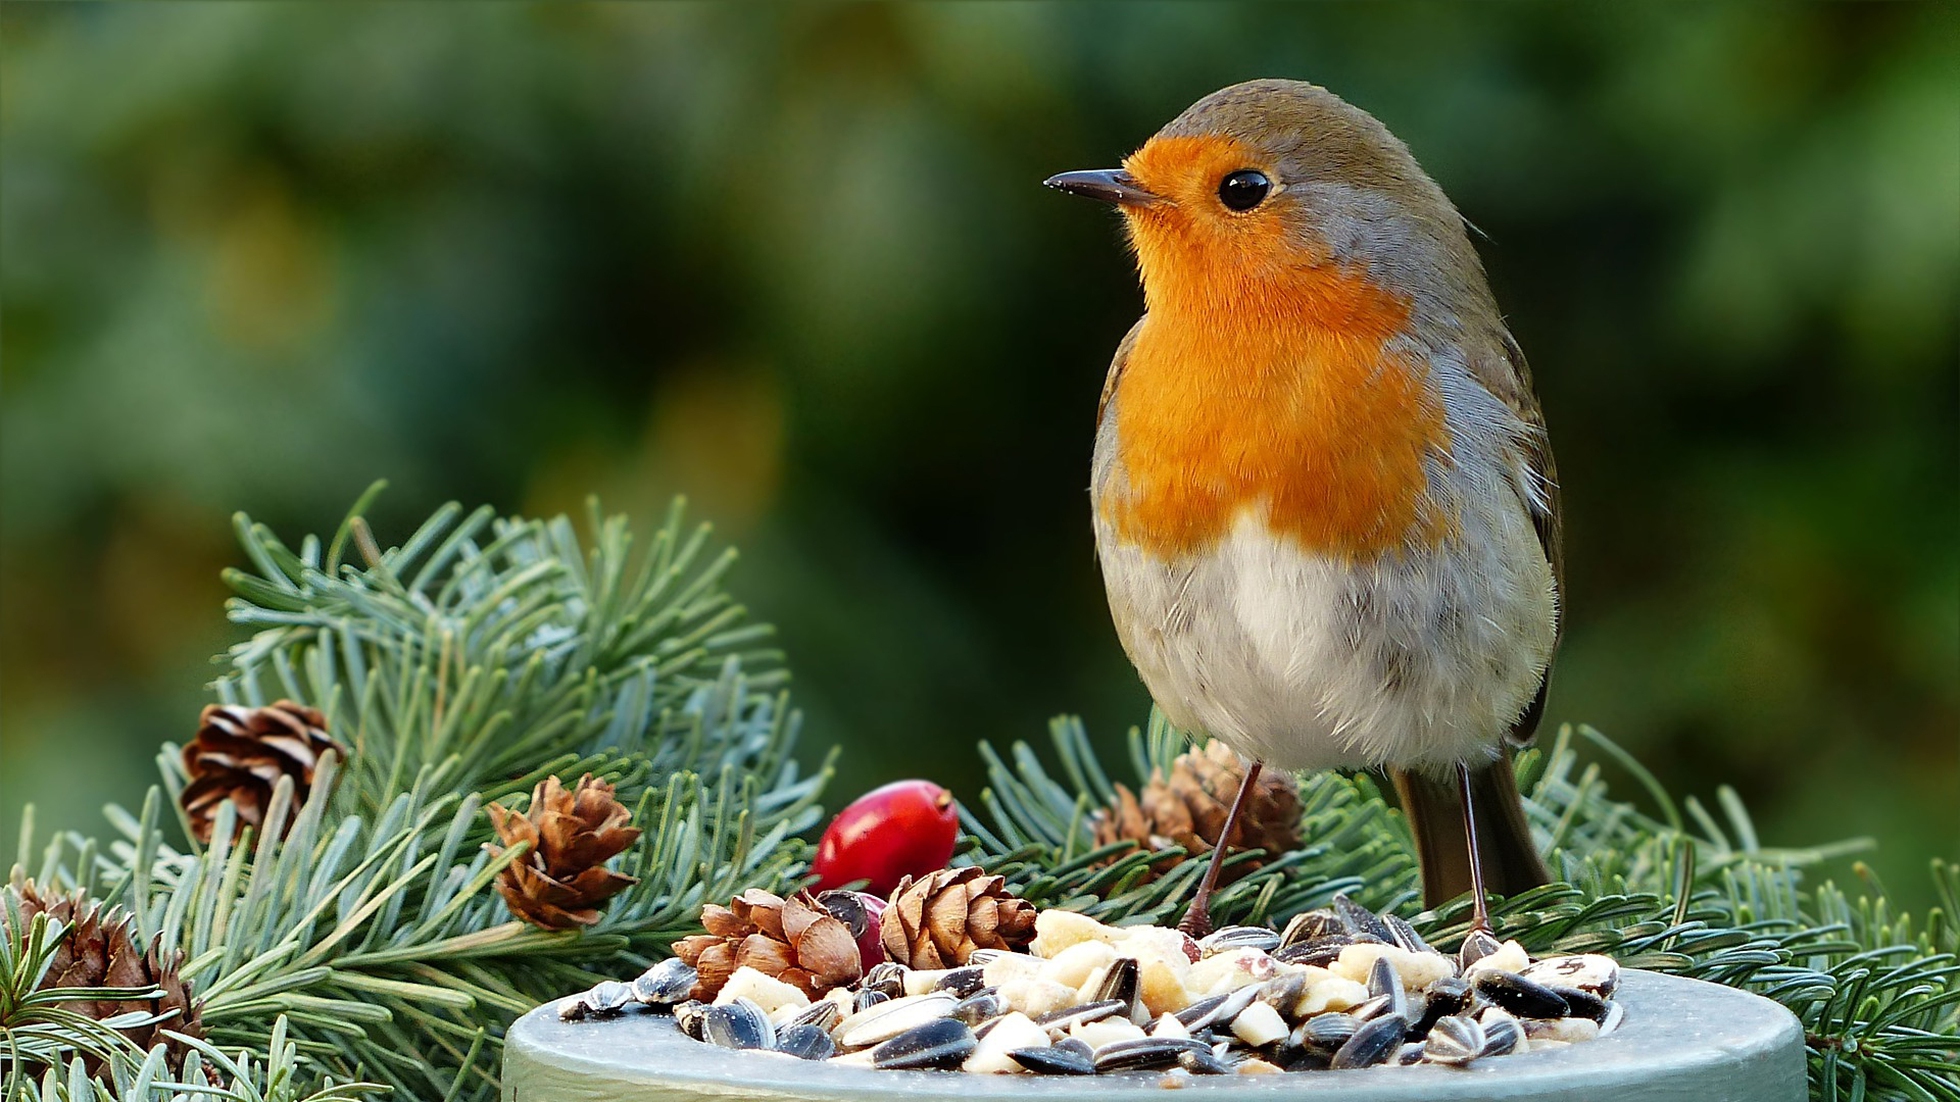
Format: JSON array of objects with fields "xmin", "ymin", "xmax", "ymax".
[{"xmin": 1043, "ymin": 169, "xmax": 1159, "ymax": 206}]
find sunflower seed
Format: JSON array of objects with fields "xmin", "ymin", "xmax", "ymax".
[
  {"xmin": 815, "ymin": 889, "xmax": 877, "ymax": 939},
  {"xmin": 861, "ymin": 961, "xmax": 908, "ymax": 999},
  {"xmin": 1175, "ymin": 985, "xmax": 1260, "ymax": 1032},
  {"xmin": 1273, "ymin": 936, "xmax": 1352, "ymax": 967},
  {"xmin": 776, "ymin": 1022, "xmax": 836, "ymax": 1060},
  {"xmin": 673, "ymin": 1000, "xmax": 710, "ymax": 1040},
  {"xmin": 1279, "ymin": 909, "xmax": 1342, "ymax": 947},
  {"xmin": 1333, "ymin": 894, "xmax": 1396, "ymax": 943},
  {"xmin": 933, "ymin": 966, "xmax": 988, "ymax": 998},
  {"xmin": 561, "ymin": 981, "xmax": 634, "ymax": 1022},
  {"xmin": 870, "ymin": 1018, "xmax": 975, "ymax": 1071},
  {"xmin": 1384, "ymin": 914, "xmax": 1436, "ymax": 956},
  {"xmin": 1329, "ymin": 1013, "xmax": 1407, "ymax": 1069},
  {"xmin": 630, "ymin": 958, "xmax": 698, "ymax": 1007},
  {"xmin": 1348, "ymin": 994, "xmax": 1393, "ymax": 1022},
  {"xmin": 950, "ymin": 989, "xmax": 1003, "ymax": 1026},
  {"xmin": 853, "ymin": 988, "xmax": 890, "ymax": 1014},
  {"xmin": 1178, "ymin": 1047, "xmax": 1233, "ymax": 1074},
  {"xmin": 1291, "ymin": 1012, "xmax": 1361, "ymax": 1053},
  {"xmin": 1091, "ymin": 957, "xmax": 1140, "ymax": 1013},
  {"xmin": 1521, "ymin": 953, "xmax": 1620, "ymax": 998},
  {"xmin": 787, "ymin": 998, "xmax": 842, "ymax": 1033},
  {"xmin": 1457, "ymin": 929, "xmax": 1503, "ymax": 973},
  {"xmin": 1033, "ymin": 998, "xmax": 1125, "ymax": 1032},
  {"xmin": 1413, "ymin": 975, "xmax": 1471, "ymax": 1036},
  {"xmin": 1199, "ymin": 925, "xmax": 1281, "ymax": 956},
  {"xmin": 1475, "ymin": 971, "xmax": 1570, "ymax": 1020},
  {"xmin": 1422, "ymin": 1014, "xmax": 1485, "ymax": 1065},
  {"xmin": 1425, "ymin": 975, "xmax": 1473, "ymax": 1015},
  {"xmin": 704, "ymin": 997, "xmax": 774, "ymax": 1051},
  {"xmin": 1548, "ymin": 984, "xmax": 1610, "ymax": 1023},
  {"xmin": 1093, "ymin": 1037, "xmax": 1211, "ymax": 1073},
  {"xmin": 1009, "ymin": 1045, "xmax": 1094, "ymax": 1075},
  {"xmin": 1256, "ymin": 971, "xmax": 1309, "ymax": 1015},
  {"xmin": 1479, "ymin": 1011, "xmax": 1523, "ymax": 1057},
  {"xmin": 1368, "ymin": 956, "xmax": 1403, "ymax": 1001},
  {"xmin": 837, "ymin": 992, "xmax": 959, "ymax": 1049}
]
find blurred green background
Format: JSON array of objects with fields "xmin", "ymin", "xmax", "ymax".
[{"xmin": 3, "ymin": 3, "xmax": 1955, "ymax": 908}]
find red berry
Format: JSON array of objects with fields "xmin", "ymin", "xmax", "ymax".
[{"xmin": 810, "ymin": 780, "xmax": 959, "ymax": 898}]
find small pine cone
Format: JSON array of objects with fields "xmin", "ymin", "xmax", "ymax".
[
  {"xmin": 1091, "ymin": 739, "xmax": 1302, "ymax": 886},
  {"xmin": 486, "ymin": 774, "xmax": 641, "ymax": 930},
  {"xmin": 880, "ymin": 866, "xmax": 1036, "ymax": 970},
  {"xmin": 179, "ymin": 700, "xmax": 345, "ymax": 844},
  {"xmin": 671, "ymin": 889, "xmax": 862, "ymax": 1000},
  {"xmin": 5, "ymin": 882, "xmax": 204, "ymax": 1072}
]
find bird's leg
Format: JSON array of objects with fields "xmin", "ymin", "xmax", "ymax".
[
  {"xmin": 1176, "ymin": 760, "xmax": 1263, "ymax": 939},
  {"xmin": 1457, "ymin": 761, "xmax": 1492, "ymax": 934}
]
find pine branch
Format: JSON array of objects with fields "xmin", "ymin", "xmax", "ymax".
[
  {"xmin": 967, "ymin": 715, "xmax": 1960, "ymax": 1102},
  {"xmin": 10, "ymin": 493, "xmax": 830, "ymax": 1102},
  {"xmin": 9, "ymin": 1019, "xmax": 386, "ymax": 1102},
  {"xmin": 210, "ymin": 488, "xmax": 786, "ymax": 818}
]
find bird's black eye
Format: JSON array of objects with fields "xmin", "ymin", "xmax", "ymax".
[{"xmin": 1218, "ymin": 169, "xmax": 1270, "ymax": 211}]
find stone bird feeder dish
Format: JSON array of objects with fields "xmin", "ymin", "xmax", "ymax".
[{"xmin": 504, "ymin": 967, "xmax": 1802, "ymax": 1101}]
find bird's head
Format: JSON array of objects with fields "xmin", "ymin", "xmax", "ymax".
[{"xmin": 1047, "ymin": 79, "xmax": 1477, "ymax": 326}]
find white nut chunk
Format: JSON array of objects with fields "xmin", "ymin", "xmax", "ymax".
[
  {"xmin": 1069, "ymin": 1017, "xmax": 1145, "ymax": 1049},
  {"xmin": 1525, "ymin": 1016, "xmax": 1600, "ymax": 1044},
  {"xmin": 1329, "ymin": 943, "xmax": 1454, "ymax": 992},
  {"xmin": 1295, "ymin": 974, "xmax": 1370, "ymax": 1016},
  {"xmin": 1038, "ymin": 940, "xmax": 1117, "ymax": 989},
  {"xmin": 1464, "ymin": 939, "xmax": 1531, "ymax": 980},
  {"xmin": 712, "ymin": 966, "xmax": 809, "ymax": 1016},
  {"xmin": 962, "ymin": 1012, "xmax": 1049, "ymax": 1074},
  {"xmin": 1229, "ymin": 1000, "xmax": 1289, "ymax": 1047},
  {"xmin": 1521, "ymin": 953, "xmax": 1621, "ymax": 997},
  {"xmin": 1185, "ymin": 947, "xmax": 1280, "ymax": 998},
  {"xmin": 995, "ymin": 978, "xmax": 1079, "ymax": 1019},
  {"xmin": 980, "ymin": 952, "xmax": 1045, "ymax": 988},
  {"xmin": 1029, "ymin": 909, "xmax": 1121, "ymax": 957}
]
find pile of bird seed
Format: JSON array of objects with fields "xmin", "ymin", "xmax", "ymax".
[{"xmin": 560, "ymin": 895, "xmax": 1622, "ymax": 1077}]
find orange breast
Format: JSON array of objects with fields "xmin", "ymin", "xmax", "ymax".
[{"xmin": 1104, "ymin": 263, "xmax": 1454, "ymax": 561}]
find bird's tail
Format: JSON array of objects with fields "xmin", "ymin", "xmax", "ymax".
[{"xmin": 1390, "ymin": 751, "xmax": 1550, "ymax": 908}]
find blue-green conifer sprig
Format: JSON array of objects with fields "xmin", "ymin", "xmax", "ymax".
[
  {"xmin": 6, "ymin": 490, "xmax": 829, "ymax": 1101},
  {"xmin": 965, "ymin": 715, "xmax": 1958, "ymax": 1102}
]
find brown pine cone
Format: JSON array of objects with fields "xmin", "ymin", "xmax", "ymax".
[
  {"xmin": 671, "ymin": 889, "xmax": 862, "ymax": 1000},
  {"xmin": 880, "ymin": 866, "xmax": 1036, "ymax": 970},
  {"xmin": 1091, "ymin": 739, "xmax": 1302, "ymax": 886},
  {"xmin": 486, "ymin": 774, "xmax": 641, "ymax": 930},
  {"xmin": 5, "ymin": 882, "xmax": 203, "ymax": 1072},
  {"xmin": 179, "ymin": 700, "xmax": 345, "ymax": 844}
]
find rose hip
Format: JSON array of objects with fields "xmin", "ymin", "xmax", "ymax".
[{"xmin": 810, "ymin": 780, "xmax": 958, "ymax": 898}]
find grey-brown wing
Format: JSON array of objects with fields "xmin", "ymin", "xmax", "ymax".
[{"xmin": 1480, "ymin": 329, "xmax": 1562, "ymax": 746}]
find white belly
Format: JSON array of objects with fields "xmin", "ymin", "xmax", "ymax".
[{"xmin": 1094, "ymin": 506, "xmax": 1557, "ymax": 774}]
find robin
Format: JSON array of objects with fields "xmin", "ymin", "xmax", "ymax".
[{"xmin": 1046, "ymin": 79, "xmax": 1558, "ymax": 936}]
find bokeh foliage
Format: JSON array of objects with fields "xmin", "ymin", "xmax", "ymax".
[{"xmin": 2, "ymin": 3, "xmax": 1955, "ymax": 909}]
